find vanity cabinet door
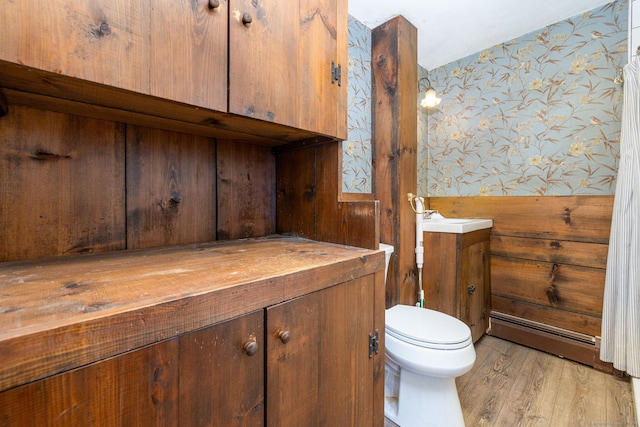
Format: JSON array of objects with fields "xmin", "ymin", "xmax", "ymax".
[
  {"xmin": 460, "ymin": 236, "xmax": 491, "ymax": 342},
  {"xmin": 423, "ymin": 228, "xmax": 491, "ymax": 343},
  {"xmin": 0, "ymin": 0, "xmax": 149, "ymax": 94},
  {"xmin": 265, "ymin": 275, "xmax": 380, "ymax": 427}
]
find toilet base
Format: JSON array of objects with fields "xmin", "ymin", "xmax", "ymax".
[{"xmin": 384, "ymin": 365, "xmax": 465, "ymax": 427}]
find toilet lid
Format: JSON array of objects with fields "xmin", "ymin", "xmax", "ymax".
[{"xmin": 385, "ymin": 304, "xmax": 472, "ymax": 350}]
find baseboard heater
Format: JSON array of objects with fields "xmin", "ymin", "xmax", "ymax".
[{"xmin": 488, "ymin": 311, "xmax": 618, "ymax": 375}]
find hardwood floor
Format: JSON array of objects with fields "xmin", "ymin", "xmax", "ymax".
[{"xmin": 384, "ymin": 335, "xmax": 637, "ymax": 426}]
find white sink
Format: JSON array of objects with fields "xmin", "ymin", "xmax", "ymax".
[{"xmin": 421, "ymin": 217, "xmax": 493, "ymax": 234}]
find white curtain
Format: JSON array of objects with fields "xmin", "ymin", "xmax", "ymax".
[{"xmin": 600, "ymin": 56, "xmax": 640, "ymax": 377}]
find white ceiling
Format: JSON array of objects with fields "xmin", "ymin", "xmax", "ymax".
[{"xmin": 347, "ymin": 0, "xmax": 613, "ymax": 70}]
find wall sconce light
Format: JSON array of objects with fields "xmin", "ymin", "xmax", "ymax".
[{"xmin": 420, "ymin": 77, "xmax": 441, "ymax": 109}]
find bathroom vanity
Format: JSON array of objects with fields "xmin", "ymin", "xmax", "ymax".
[
  {"xmin": 422, "ymin": 228, "xmax": 491, "ymax": 342},
  {"xmin": 0, "ymin": 236, "xmax": 386, "ymax": 426}
]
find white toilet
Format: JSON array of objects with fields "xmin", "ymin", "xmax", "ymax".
[{"xmin": 379, "ymin": 243, "xmax": 476, "ymax": 427}]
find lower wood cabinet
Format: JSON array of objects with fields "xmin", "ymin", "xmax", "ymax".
[
  {"xmin": 423, "ymin": 228, "xmax": 491, "ymax": 342},
  {"xmin": 0, "ymin": 310, "xmax": 263, "ymax": 426},
  {"xmin": 267, "ymin": 275, "xmax": 377, "ymax": 426},
  {"xmin": 179, "ymin": 310, "xmax": 265, "ymax": 426},
  {"xmin": 0, "ymin": 275, "xmax": 382, "ymax": 426}
]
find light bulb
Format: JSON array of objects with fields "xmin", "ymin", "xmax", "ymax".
[{"xmin": 420, "ymin": 87, "xmax": 441, "ymax": 108}]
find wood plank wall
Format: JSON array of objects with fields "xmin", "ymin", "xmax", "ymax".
[
  {"xmin": 275, "ymin": 140, "xmax": 379, "ymax": 250},
  {"xmin": 428, "ymin": 196, "xmax": 615, "ymax": 371},
  {"xmin": 0, "ymin": 105, "xmax": 275, "ymax": 261},
  {"xmin": 372, "ymin": 16, "xmax": 419, "ymax": 307}
]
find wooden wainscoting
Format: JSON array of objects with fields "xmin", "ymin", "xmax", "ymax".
[{"xmin": 428, "ymin": 196, "xmax": 615, "ymax": 372}]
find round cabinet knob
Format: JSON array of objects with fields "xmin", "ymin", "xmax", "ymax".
[
  {"xmin": 244, "ymin": 340, "xmax": 258, "ymax": 356},
  {"xmin": 208, "ymin": 0, "xmax": 220, "ymax": 9},
  {"xmin": 277, "ymin": 330, "xmax": 291, "ymax": 344},
  {"xmin": 242, "ymin": 12, "xmax": 252, "ymax": 26}
]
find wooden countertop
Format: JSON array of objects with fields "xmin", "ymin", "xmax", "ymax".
[{"xmin": 0, "ymin": 235, "xmax": 384, "ymax": 392}]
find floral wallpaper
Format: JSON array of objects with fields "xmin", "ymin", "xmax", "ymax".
[
  {"xmin": 343, "ymin": 16, "xmax": 373, "ymax": 193},
  {"xmin": 419, "ymin": 0, "xmax": 628, "ymax": 196},
  {"xmin": 344, "ymin": 1, "xmax": 628, "ymax": 196}
]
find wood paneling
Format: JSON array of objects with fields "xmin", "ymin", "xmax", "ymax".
[
  {"xmin": 492, "ymin": 235, "xmax": 609, "ymax": 269},
  {"xmin": 428, "ymin": 196, "xmax": 614, "ymax": 368},
  {"xmin": 429, "ymin": 196, "xmax": 613, "ymax": 243},
  {"xmin": 492, "ymin": 257, "xmax": 605, "ymax": 319},
  {"xmin": 276, "ymin": 140, "xmax": 380, "ymax": 250},
  {"xmin": 217, "ymin": 140, "xmax": 276, "ymax": 240},
  {"xmin": 0, "ymin": 106, "xmax": 126, "ymax": 261},
  {"xmin": 372, "ymin": 16, "xmax": 419, "ymax": 307},
  {"xmin": 276, "ymin": 144, "xmax": 317, "ymax": 238},
  {"xmin": 126, "ymin": 125, "xmax": 217, "ymax": 249}
]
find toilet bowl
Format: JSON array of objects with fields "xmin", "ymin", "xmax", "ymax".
[
  {"xmin": 385, "ymin": 304, "xmax": 475, "ymax": 426},
  {"xmin": 379, "ymin": 244, "xmax": 476, "ymax": 427}
]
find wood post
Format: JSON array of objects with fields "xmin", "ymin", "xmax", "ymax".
[{"xmin": 372, "ymin": 16, "xmax": 418, "ymax": 307}]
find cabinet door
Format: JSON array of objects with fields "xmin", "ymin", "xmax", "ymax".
[
  {"xmin": 0, "ymin": 338, "xmax": 180, "ymax": 426},
  {"xmin": 297, "ymin": 0, "xmax": 348, "ymax": 139},
  {"xmin": 179, "ymin": 310, "xmax": 264, "ymax": 426},
  {"xmin": 461, "ymin": 239, "xmax": 490, "ymax": 342},
  {"xmin": 0, "ymin": 0, "xmax": 149, "ymax": 94},
  {"xmin": 150, "ymin": 0, "xmax": 228, "ymax": 111},
  {"xmin": 228, "ymin": 0, "xmax": 347, "ymax": 138},
  {"xmin": 266, "ymin": 276, "xmax": 378, "ymax": 427},
  {"xmin": 0, "ymin": 312, "xmax": 264, "ymax": 426},
  {"xmin": 228, "ymin": 0, "xmax": 299, "ymax": 128}
]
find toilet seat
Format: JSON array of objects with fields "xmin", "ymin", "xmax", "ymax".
[{"xmin": 385, "ymin": 304, "xmax": 472, "ymax": 350}]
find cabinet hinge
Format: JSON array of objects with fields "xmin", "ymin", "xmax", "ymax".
[
  {"xmin": 368, "ymin": 329, "xmax": 379, "ymax": 358},
  {"xmin": 331, "ymin": 61, "xmax": 341, "ymax": 87}
]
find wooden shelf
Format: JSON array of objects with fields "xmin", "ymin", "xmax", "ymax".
[{"xmin": 0, "ymin": 235, "xmax": 383, "ymax": 393}]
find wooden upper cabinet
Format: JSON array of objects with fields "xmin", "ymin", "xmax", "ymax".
[
  {"xmin": 0, "ymin": 0, "xmax": 228, "ymax": 112},
  {"xmin": 228, "ymin": 0, "xmax": 347, "ymax": 139},
  {"xmin": 228, "ymin": 0, "xmax": 299, "ymax": 128},
  {"xmin": 150, "ymin": 0, "xmax": 228, "ymax": 111},
  {"xmin": 0, "ymin": 0, "xmax": 346, "ymax": 140},
  {"xmin": 298, "ymin": 0, "xmax": 348, "ymax": 140},
  {"xmin": 0, "ymin": 0, "xmax": 149, "ymax": 93}
]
